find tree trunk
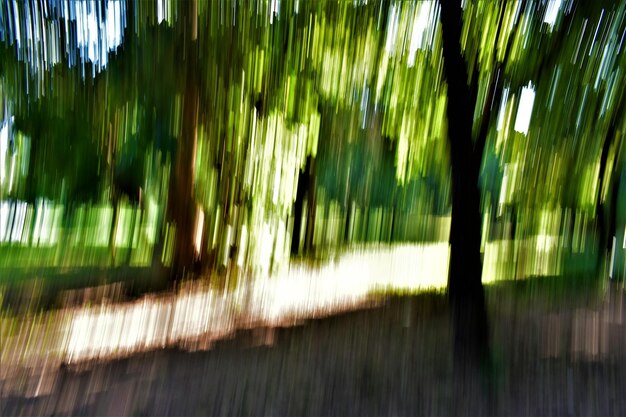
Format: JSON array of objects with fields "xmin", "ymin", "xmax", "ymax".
[
  {"xmin": 291, "ymin": 156, "xmax": 313, "ymax": 255},
  {"xmin": 110, "ymin": 195, "xmax": 119, "ymax": 265},
  {"xmin": 304, "ymin": 156, "xmax": 317, "ymax": 253},
  {"xmin": 595, "ymin": 98, "xmax": 624, "ymax": 272},
  {"xmin": 439, "ymin": 1, "xmax": 490, "ymax": 376},
  {"xmin": 168, "ymin": 0, "xmax": 199, "ymax": 278}
]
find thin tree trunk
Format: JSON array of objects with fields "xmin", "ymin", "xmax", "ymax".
[
  {"xmin": 291, "ymin": 156, "xmax": 313, "ymax": 255},
  {"xmin": 304, "ymin": 156, "xmax": 317, "ymax": 253},
  {"xmin": 595, "ymin": 98, "xmax": 624, "ymax": 271},
  {"xmin": 169, "ymin": 0, "xmax": 199, "ymax": 278},
  {"xmin": 110, "ymin": 196, "xmax": 118, "ymax": 265}
]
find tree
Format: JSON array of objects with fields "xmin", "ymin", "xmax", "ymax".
[
  {"xmin": 167, "ymin": 0, "xmax": 200, "ymax": 276},
  {"xmin": 437, "ymin": 0, "xmax": 626, "ymax": 375},
  {"xmin": 3, "ymin": 1, "xmax": 624, "ymax": 305},
  {"xmin": 439, "ymin": 1, "xmax": 490, "ymax": 375}
]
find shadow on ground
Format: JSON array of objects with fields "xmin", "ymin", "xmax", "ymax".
[{"xmin": 2, "ymin": 284, "xmax": 625, "ymax": 416}]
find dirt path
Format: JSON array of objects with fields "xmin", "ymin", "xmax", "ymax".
[{"xmin": 2, "ymin": 285, "xmax": 624, "ymax": 416}]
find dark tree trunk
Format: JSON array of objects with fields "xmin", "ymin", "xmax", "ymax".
[
  {"xmin": 595, "ymin": 98, "xmax": 624, "ymax": 272},
  {"xmin": 344, "ymin": 200, "xmax": 353, "ymax": 244},
  {"xmin": 168, "ymin": 0, "xmax": 199, "ymax": 278},
  {"xmin": 304, "ymin": 156, "xmax": 317, "ymax": 253},
  {"xmin": 291, "ymin": 156, "xmax": 314, "ymax": 255},
  {"xmin": 110, "ymin": 194, "xmax": 119, "ymax": 264},
  {"xmin": 291, "ymin": 156, "xmax": 317, "ymax": 256},
  {"xmin": 439, "ymin": 1, "xmax": 490, "ymax": 376}
]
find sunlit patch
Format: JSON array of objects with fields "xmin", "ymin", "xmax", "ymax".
[
  {"xmin": 5, "ymin": 0, "xmax": 127, "ymax": 79},
  {"xmin": 385, "ymin": 4, "xmax": 400, "ymax": 54},
  {"xmin": 514, "ymin": 82, "xmax": 536, "ymax": 135},
  {"xmin": 407, "ymin": 1, "xmax": 437, "ymax": 66},
  {"xmin": 194, "ymin": 208, "xmax": 205, "ymax": 256},
  {"xmin": 496, "ymin": 87, "xmax": 510, "ymax": 132},
  {"xmin": 610, "ymin": 236, "xmax": 616, "ymax": 279},
  {"xmin": 543, "ymin": 0, "xmax": 562, "ymax": 29},
  {"xmin": 52, "ymin": 243, "xmax": 449, "ymax": 363},
  {"xmin": 73, "ymin": 1, "xmax": 126, "ymax": 75},
  {"xmin": 0, "ymin": 201, "xmax": 9, "ymax": 242},
  {"xmin": 270, "ymin": 0, "xmax": 280, "ymax": 24},
  {"xmin": 0, "ymin": 119, "xmax": 9, "ymax": 187},
  {"xmin": 156, "ymin": 0, "xmax": 173, "ymax": 25},
  {"xmin": 482, "ymin": 234, "xmax": 580, "ymax": 283}
]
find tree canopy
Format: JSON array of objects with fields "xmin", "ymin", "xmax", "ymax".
[{"xmin": 1, "ymin": 0, "xmax": 624, "ymax": 281}]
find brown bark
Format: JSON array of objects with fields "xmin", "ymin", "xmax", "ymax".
[{"xmin": 168, "ymin": 0, "xmax": 199, "ymax": 278}]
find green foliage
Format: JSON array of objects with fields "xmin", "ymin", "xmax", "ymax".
[{"xmin": 1, "ymin": 0, "xmax": 624, "ymax": 278}]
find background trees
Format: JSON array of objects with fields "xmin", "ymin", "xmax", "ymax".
[{"xmin": 1, "ymin": 0, "xmax": 624, "ymax": 283}]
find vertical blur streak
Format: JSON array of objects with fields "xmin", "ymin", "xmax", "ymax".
[
  {"xmin": 1, "ymin": 0, "xmax": 623, "ymax": 281},
  {"xmin": 0, "ymin": 3, "xmax": 625, "ymax": 411}
]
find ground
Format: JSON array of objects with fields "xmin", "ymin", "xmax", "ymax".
[{"xmin": 1, "ymin": 281, "xmax": 625, "ymax": 416}]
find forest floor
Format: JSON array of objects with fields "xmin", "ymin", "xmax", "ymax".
[{"xmin": 1, "ymin": 278, "xmax": 624, "ymax": 416}]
